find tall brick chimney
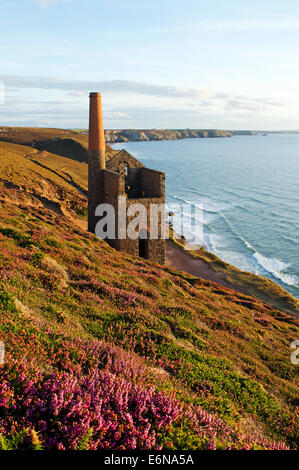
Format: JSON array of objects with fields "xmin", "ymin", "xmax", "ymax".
[
  {"xmin": 88, "ymin": 92, "xmax": 106, "ymax": 232},
  {"xmin": 88, "ymin": 92, "xmax": 106, "ymax": 169}
]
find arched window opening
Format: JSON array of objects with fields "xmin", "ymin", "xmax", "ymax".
[
  {"xmin": 119, "ymin": 162, "xmax": 129, "ymax": 176},
  {"xmin": 119, "ymin": 161, "xmax": 130, "ymax": 194}
]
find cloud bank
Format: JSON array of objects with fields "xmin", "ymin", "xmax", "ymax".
[
  {"xmin": 0, "ymin": 75, "xmax": 287, "ymax": 128},
  {"xmin": 0, "ymin": 75, "xmax": 284, "ymax": 113},
  {"xmin": 0, "ymin": 75, "xmax": 211, "ymax": 99}
]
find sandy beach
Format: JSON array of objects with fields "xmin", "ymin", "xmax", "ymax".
[{"xmin": 166, "ymin": 241, "xmax": 235, "ymax": 290}]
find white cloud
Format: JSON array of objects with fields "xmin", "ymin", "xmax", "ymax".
[
  {"xmin": 0, "ymin": 75, "xmax": 284, "ymax": 112},
  {"xmin": 0, "ymin": 75, "xmax": 208, "ymax": 100},
  {"xmin": 0, "ymin": 75, "xmax": 289, "ymax": 129},
  {"xmin": 105, "ymin": 112, "xmax": 129, "ymax": 119},
  {"xmin": 0, "ymin": 96, "xmax": 295, "ymax": 130},
  {"xmin": 34, "ymin": 0, "xmax": 71, "ymax": 9}
]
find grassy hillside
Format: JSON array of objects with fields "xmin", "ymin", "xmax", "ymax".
[
  {"xmin": 0, "ymin": 131, "xmax": 298, "ymax": 451},
  {"xmin": 0, "ymin": 127, "xmax": 116, "ymax": 163},
  {"xmin": 0, "ymin": 141, "xmax": 87, "ymax": 218}
]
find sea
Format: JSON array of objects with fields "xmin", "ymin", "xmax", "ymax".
[{"xmin": 111, "ymin": 134, "xmax": 299, "ymax": 299}]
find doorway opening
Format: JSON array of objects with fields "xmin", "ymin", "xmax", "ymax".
[{"xmin": 139, "ymin": 229, "xmax": 149, "ymax": 259}]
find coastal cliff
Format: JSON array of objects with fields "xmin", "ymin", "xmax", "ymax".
[{"xmin": 104, "ymin": 128, "xmax": 235, "ymax": 143}]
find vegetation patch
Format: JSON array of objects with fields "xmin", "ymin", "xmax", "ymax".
[{"xmin": 0, "ymin": 133, "xmax": 298, "ymax": 450}]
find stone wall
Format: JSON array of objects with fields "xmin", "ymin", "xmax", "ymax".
[
  {"xmin": 139, "ymin": 168, "xmax": 165, "ymax": 199},
  {"xmin": 121, "ymin": 197, "xmax": 166, "ymax": 265},
  {"xmin": 90, "ymin": 149, "xmax": 166, "ymax": 265}
]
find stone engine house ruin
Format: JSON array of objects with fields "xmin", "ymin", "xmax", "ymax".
[{"xmin": 88, "ymin": 92, "xmax": 166, "ymax": 264}]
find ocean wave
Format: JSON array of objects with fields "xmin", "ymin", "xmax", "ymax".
[
  {"xmin": 169, "ymin": 195, "xmax": 299, "ymax": 290},
  {"xmin": 188, "ymin": 186, "xmax": 235, "ymax": 202},
  {"xmin": 171, "ymin": 220, "xmax": 204, "ymax": 246},
  {"xmin": 221, "ymin": 186, "xmax": 295, "ymax": 213},
  {"xmin": 170, "ymin": 194, "xmax": 233, "ymax": 214},
  {"xmin": 253, "ymin": 251, "xmax": 299, "ymax": 287},
  {"xmin": 221, "ymin": 188, "xmax": 267, "ymax": 206},
  {"xmin": 205, "ymin": 233, "xmax": 225, "ymax": 252},
  {"xmin": 199, "ymin": 214, "xmax": 299, "ymax": 289},
  {"xmin": 220, "ymin": 213, "xmax": 255, "ymax": 251},
  {"xmin": 208, "ymin": 219, "xmax": 299, "ymax": 288},
  {"xmin": 206, "ymin": 233, "xmax": 299, "ymax": 288}
]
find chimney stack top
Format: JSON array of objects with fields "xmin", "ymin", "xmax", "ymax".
[{"xmin": 89, "ymin": 92, "xmax": 102, "ymax": 98}]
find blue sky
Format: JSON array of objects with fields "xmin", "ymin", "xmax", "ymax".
[{"xmin": 1, "ymin": 0, "xmax": 299, "ymax": 129}]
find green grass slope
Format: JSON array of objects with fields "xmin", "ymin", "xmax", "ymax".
[
  {"xmin": 0, "ymin": 126, "xmax": 116, "ymax": 163},
  {"xmin": 0, "ymin": 133, "xmax": 298, "ymax": 450},
  {"xmin": 0, "ymin": 141, "xmax": 87, "ymax": 217}
]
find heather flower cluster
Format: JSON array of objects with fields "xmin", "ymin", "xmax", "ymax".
[
  {"xmin": 0, "ymin": 360, "xmax": 182, "ymax": 450},
  {"xmin": 0, "ymin": 201, "xmax": 297, "ymax": 451},
  {"xmin": 0, "ymin": 337, "xmax": 290, "ymax": 450}
]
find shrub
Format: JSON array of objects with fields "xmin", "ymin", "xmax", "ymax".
[
  {"xmin": 45, "ymin": 237, "xmax": 61, "ymax": 248},
  {"xmin": 0, "ymin": 227, "xmax": 32, "ymax": 248},
  {"xmin": 30, "ymin": 252, "xmax": 45, "ymax": 267},
  {"xmin": 0, "ymin": 290, "xmax": 17, "ymax": 313}
]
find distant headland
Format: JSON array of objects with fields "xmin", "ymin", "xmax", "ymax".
[
  {"xmin": 104, "ymin": 129, "xmax": 235, "ymax": 143},
  {"xmin": 74, "ymin": 128, "xmax": 299, "ymax": 143},
  {"xmin": 101, "ymin": 129, "xmax": 255, "ymax": 143}
]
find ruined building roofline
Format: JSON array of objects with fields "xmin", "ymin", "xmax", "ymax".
[
  {"xmin": 107, "ymin": 149, "xmax": 145, "ymax": 171},
  {"xmin": 141, "ymin": 167, "xmax": 165, "ymax": 176}
]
